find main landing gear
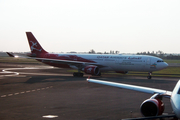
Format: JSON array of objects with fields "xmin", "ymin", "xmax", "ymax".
[
  {"xmin": 147, "ymin": 72, "xmax": 152, "ymax": 79},
  {"xmin": 73, "ymin": 72, "xmax": 84, "ymax": 77}
]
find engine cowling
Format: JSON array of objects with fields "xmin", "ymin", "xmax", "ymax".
[
  {"xmin": 84, "ymin": 66, "xmax": 100, "ymax": 76},
  {"xmin": 140, "ymin": 99, "xmax": 164, "ymax": 117}
]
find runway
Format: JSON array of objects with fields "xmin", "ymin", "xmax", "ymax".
[{"xmin": 0, "ymin": 63, "xmax": 178, "ymax": 120}]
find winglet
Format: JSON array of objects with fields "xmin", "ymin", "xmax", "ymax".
[{"xmin": 6, "ymin": 52, "xmax": 15, "ymax": 57}]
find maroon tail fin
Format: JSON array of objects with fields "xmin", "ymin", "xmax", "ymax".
[{"xmin": 26, "ymin": 32, "xmax": 48, "ymax": 56}]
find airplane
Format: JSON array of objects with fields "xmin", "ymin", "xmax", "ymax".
[
  {"xmin": 7, "ymin": 32, "xmax": 168, "ymax": 79},
  {"xmin": 87, "ymin": 78, "xmax": 180, "ymax": 119}
]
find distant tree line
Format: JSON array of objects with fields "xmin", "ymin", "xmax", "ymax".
[
  {"xmin": 137, "ymin": 50, "xmax": 180, "ymax": 60},
  {"xmin": 89, "ymin": 49, "xmax": 120, "ymax": 54},
  {"xmin": 88, "ymin": 50, "xmax": 180, "ymax": 60}
]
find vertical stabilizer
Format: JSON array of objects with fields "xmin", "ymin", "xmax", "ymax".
[{"xmin": 26, "ymin": 32, "xmax": 48, "ymax": 56}]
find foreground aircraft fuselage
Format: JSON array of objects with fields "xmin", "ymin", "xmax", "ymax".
[
  {"xmin": 8, "ymin": 32, "xmax": 168, "ymax": 79},
  {"xmin": 87, "ymin": 78, "xmax": 180, "ymax": 119}
]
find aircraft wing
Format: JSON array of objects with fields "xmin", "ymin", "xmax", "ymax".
[
  {"xmin": 6, "ymin": 52, "xmax": 105, "ymax": 67},
  {"xmin": 87, "ymin": 78, "xmax": 172, "ymax": 96}
]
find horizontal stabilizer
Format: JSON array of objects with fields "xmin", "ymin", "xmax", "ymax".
[{"xmin": 6, "ymin": 52, "xmax": 15, "ymax": 57}]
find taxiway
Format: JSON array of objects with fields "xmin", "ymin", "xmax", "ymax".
[{"xmin": 0, "ymin": 63, "xmax": 178, "ymax": 120}]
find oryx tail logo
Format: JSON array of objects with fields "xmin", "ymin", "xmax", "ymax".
[
  {"xmin": 150, "ymin": 63, "xmax": 157, "ymax": 68},
  {"xmin": 30, "ymin": 41, "xmax": 42, "ymax": 52}
]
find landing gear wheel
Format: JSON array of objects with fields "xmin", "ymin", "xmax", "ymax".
[
  {"xmin": 147, "ymin": 72, "xmax": 152, "ymax": 79},
  {"xmin": 147, "ymin": 76, "xmax": 152, "ymax": 79},
  {"xmin": 97, "ymin": 72, "xmax": 101, "ymax": 76},
  {"xmin": 73, "ymin": 72, "xmax": 84, "ymax": 77}
]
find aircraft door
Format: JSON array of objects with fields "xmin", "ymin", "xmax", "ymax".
[
  {"xmin": 146, "ymin": 58, "xmax": 151, "ymax": 65},
  {"xmin": 115, "ymin": 59, "xmax": 118, "ymax": 64},
  {"xmin": 115, "ymin": 59, "xmax": 122, "ymax": 64},
  {"xmin": 114, "ymin": 58, "xmax": 123, "ymax": 70}
]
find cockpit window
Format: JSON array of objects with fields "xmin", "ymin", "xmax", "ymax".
[{"xmin": 157, "ymin": 60, "xmax": 164, "ymax": 62}]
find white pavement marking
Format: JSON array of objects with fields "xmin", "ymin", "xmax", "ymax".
[
  {"xmin": 0, "ymin": 69, "xmax": 19, "ymax": 77},
  {"xmin": 8, "ymin": 94, "xmax": 13, "ymax": 96},
  {"xmin": 0, "ymin": 86, "xmax": 53, "ymax": 98},
  {"xmin": 14, "ymin": 93, "xmax": 19, "ymax": 95},
  {"xmin": 26, "ymin": 91, "xmax": 30, "ymax": 93},
  {"xmin": 0, "ymin": 66, "xmax": 55, "ymax": 98},
  {"xmin": 1, "ymin": 95, "xmax": 7, "ymax": 98},
  {"xmin": 42, "ymin": 115, "xmax": 58, "ymax": 118},
  {"xmin": 0, "ymin": 66, "xmax": 54, "ymax": 77}
]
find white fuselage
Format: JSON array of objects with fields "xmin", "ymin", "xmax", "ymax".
[
  {"xmin": 54, "ymin": 54, "xmax": 168, "ymax": 72},
  {"xmin": 25, "ymin": 32, "xmax": 168, "ymax": 75},
  {"xmin": 170, "ymin": 80, "xmax": 180, "ymax": 118}
]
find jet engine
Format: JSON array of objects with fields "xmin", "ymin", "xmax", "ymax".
[
  {"xmin": 84, "ymin": 65, "xmax": 100, "ymax": 76},
  {"xmin": 140, "ymin": 98, "xmax": 164, "ymax": 117}
]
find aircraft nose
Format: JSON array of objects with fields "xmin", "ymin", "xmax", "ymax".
[
  {"xmin": 161, "ymin": 62, "xmax": 168, "ymax": 69},
  {"xmin": 158, "ymin": 62, "xmax": 168, "ymax": 70},
  {"xmin": 164, "ymin": 62, "xmax": 168, "ymax": 68}
]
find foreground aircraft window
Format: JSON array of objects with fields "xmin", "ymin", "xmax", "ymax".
[{"xmin": 177, "ymin": 88, "xmax": 180, "ymax": 94}]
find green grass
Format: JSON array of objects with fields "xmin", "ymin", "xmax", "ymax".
[
  {"xmin": 127, "ymin": 67, "xmax": 180, "ymax": 75},
  {"xmin": 154, "ymin": 66, "xmax": 180, "ymax": 74},
  {"xmin": 164, "ymin": 59, "xmax": 180, "ymax": 63},
  {"xmin": 105, "ymin": 67, "xmax": 180, "ymax": 78}
]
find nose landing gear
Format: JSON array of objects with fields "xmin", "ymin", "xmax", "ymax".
[{"xmin": 147, "ymin": 72, "xmax": 152, "ymax": 79}]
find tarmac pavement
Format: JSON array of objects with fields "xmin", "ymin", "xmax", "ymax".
[{"xmin": 0, "ymin": 63, "xmax": 178, "ymax": 120}]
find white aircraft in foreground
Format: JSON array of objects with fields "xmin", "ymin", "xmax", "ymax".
[
  {"xmin": 7, "ymin": 32, "xmax": 168, "ymax": 79},
  {"xmin": 87, "ymin": 78, "xmax": 180, "ymax": 119}
]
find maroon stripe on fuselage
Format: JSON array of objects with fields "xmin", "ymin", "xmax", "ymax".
[
  {"xmin": 37, "ymin": 59, "xmax": 71, "ymax": 68},
  {"xmin": 39, "ymin": 53, "xmax": 96, "ymax": 63},
  {"xmin": 37, "ymin": 53, "xmax": 96, "ymax": 68},
  {"xmin": 46, "ymin": 63, "xmax": 70, "ymax": 68}
]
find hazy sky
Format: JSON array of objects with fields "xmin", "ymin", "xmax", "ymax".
[{"xmin": 0, "ymin": 0, "xmax": 180, "ymax": 53}]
